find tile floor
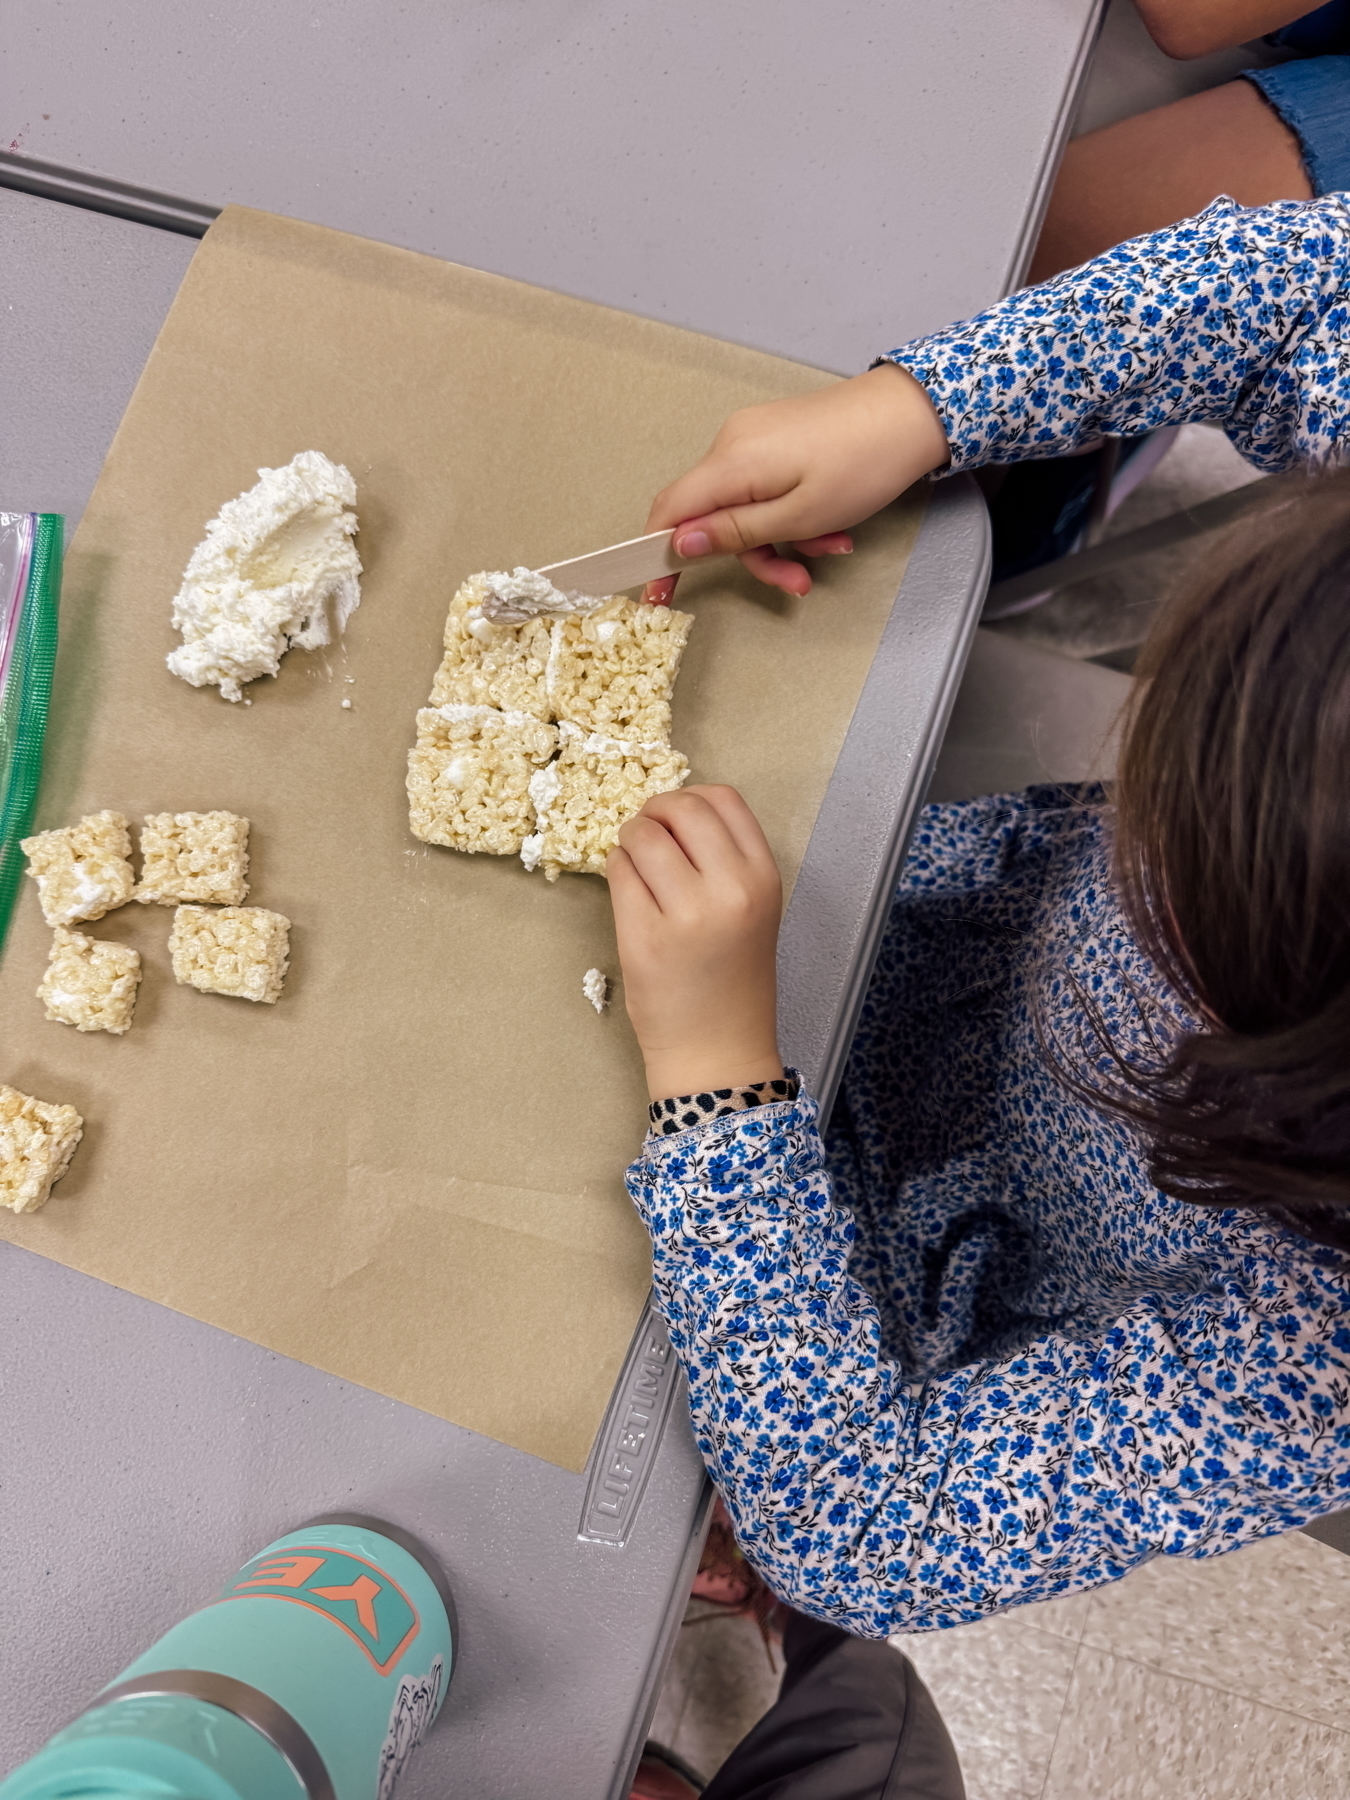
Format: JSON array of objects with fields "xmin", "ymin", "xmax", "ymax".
[
  {"xmin": 900, "ymin": 1531, "xmax": 1350, "ymax": 1800},
  {"xmin": 648, "ymin": 1598, "xmax": 785, "ymax": 1782}
]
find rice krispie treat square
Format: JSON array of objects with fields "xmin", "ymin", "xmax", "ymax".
[
  {"xmin": 428, "ymin": 575, "xmax": 555, "ymax": 719},
  {"xmin": 0, "ymin": 1084, "xmax": 84, "ymax": 1214},
  {"xmin": 21, "ymin": 810, "xmax": 135, "ymax": 926},
  {"xmin": 545, "ymin": 597, "xmax": 693, "ymax": 741},
  {"xmin": 38, "ymin": 927, "xmax": 142, "ymax": 1034},
  {"xmin": 522, "ymin": 723, "xmax": 688, "ymax": 880},
  {"xmin": 169, "ymin": 904, "xmax": 291, "ymax": 1004},
  {"xmin": 408, "ymin": 705, "xmax": 558, "ymax": 855},
  {"xmin": 137, "ymin": 810, "xmax": 250, "ymax": 905}
]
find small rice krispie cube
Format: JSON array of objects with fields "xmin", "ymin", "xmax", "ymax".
[
  {"xmin": 522, "ymin": 723, "xmax": 688, "ymax": 879},
  {"xmin": 545, "ymin": 597, "xmax": 693, "ymax": 741},
  {"xmin": 169, "ymin": 904, "xmax": 291, "ymax": 1004},
  {"xmin": 428, "ymin": 574, "xmax": 555, "ymax": 719},
  {"xmin": 136, "ymin": 810, "xmax": 250, "ymax": 905},
  {"xmin": 408, "ymin": 704, "xmax": 558, "ymax": 855},
  {"xmin": 21, "ymin": 810, "xmax": 135, "ymax": 926},
  {"xmin": 38, "ymin": 927, "xmax": 142, "ymax": 1034},
  {"xmin": 0, "ymin": 1084, "xmax": 83, "ymax": 1214}
]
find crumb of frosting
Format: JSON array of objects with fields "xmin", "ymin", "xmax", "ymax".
[{"xmin": 582, "ymin": 968, "xmax": 609, "ymax": 1014}]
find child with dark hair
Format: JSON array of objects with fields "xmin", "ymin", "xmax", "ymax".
[{"xmin": 610, "ymin": 195, "xmax": 1350, "ymax": 1642}]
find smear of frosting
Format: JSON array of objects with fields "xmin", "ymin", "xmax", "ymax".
[{"xmin": 478, "ymin": 566, "xmax": 604, "ymax": 624}]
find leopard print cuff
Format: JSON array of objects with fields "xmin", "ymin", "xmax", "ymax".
[{"xmin": 648, "ymin": 1074, "xmax": 801, "ymax": 1137}]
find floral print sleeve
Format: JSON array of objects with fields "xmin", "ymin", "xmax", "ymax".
[
  {"xmin": 880, "ymin": 194, "xmax": 1350, "ymax": 474},
  {"xmin": 625, "ymin": 1096, "xmax": 1350, "ymax": 1637}
]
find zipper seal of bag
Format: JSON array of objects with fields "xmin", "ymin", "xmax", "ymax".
[{"xmin": 0, "ymin": 512, "xmax": 63, "ymax": 956}]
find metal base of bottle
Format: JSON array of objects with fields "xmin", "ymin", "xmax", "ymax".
[{"xmin": 92, "ymin": 1670, "xmax": 334, "ymax": 1800}]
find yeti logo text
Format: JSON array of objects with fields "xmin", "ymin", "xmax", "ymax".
[{"xmin": 218, "ymin": 1546, "xmax": 420, "ymax": 1673}]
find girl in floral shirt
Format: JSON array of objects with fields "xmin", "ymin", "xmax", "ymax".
[{"xmin": 610, "ymin": 195, "xmax": 1350, "ymax": 1637}]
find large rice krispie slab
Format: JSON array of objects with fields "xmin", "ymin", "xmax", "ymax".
[
  {"xmin": 546, "ymin": 597, "xmax": 693, "ymax": 741},
  {"xmin": 408, "ymin": 705, "xmax": 558, "ymax": 855},
  {"xmin": 137, "ymin": 810, "xmax": 250, "ymax": 905},
  {"xmin": 21, "ymin": 810, "xmax": 135, "ymax": 926},
  {"xmin": 523, "ymin": 723, "xmax": 688, "ymax": 880},
  {"xmin": 0, "ymin": 1084, "xmax": 84, "ymax": 1214},
  {"xmin": 38, "ymin": 927, "xmax": 142, "ymax": 1034},
  {"xmin": 170, "ymin": 904, "xmax": 291, "ymax": 1003},
  {"xmin": 429, "ymin": 574, "xmax": 555, "ymax": 718}
]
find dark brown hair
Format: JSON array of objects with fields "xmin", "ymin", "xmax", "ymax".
[{"xmin": 1093, "ymin": 471, "xmax": 1350, "ymax": 1251}]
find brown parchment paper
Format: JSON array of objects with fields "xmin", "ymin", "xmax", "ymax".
[{"xmin": 0, "ymin": 206, "xmax": 924, "ymax": 1469}]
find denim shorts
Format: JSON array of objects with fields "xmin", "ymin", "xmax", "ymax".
[{"xmin": 1246, "ymin": 56, "xmax": 1350, "ymax": 195}]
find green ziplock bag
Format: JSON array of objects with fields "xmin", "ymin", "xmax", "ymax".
[{"xmin": 0, "ymin": 512, "xmax": 62, "ymax": 957}]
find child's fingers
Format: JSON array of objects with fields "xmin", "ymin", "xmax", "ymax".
[
  {"xmin": 669, "ymin": 495, "xmax": 831, "ymax": 561},
  {"xmin": 681, "ymin": 785, "xmax": 778, "ymax": 871},
  {"xmin": 685, "ymin": 795, "xmax": 781, "ymax": 903},
  {"xmin": 639, "ymin": 789, "xmax": 743, "ymax": 876},
  {"xmin": 605, "ymin": 843, "xmax": 658, "ymax": 917},
  {"xmin": 739, "ymin": 545, "xmax": 813, "ymax": 595},
  {"xmin": 791, "ymin": 532, "xmax": 854, "ymax": 556},
  {"xmin": 645, "ymin": 452, "xmax": 769, "ymax": 538},
  {"xmin": 616, "ymin": 810, "xmax": 704, "ymax": 906},
  {"xmin": 642, "ymin": 537, "xmax": 847, "ymax": 603}
]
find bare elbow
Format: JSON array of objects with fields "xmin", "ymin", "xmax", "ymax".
[
  {"xmin": 1148, "ymin": 24, "xmax": 1238, "ymax": 57},
  {"xmin": 1133, "ymin": 4, "xmax": 1251, "ymax": 60}
]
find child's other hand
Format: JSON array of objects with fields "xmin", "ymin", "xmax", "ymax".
[
  {"xmin": 608, "ymin": 786, "xmax": 783, "ymax": 1101},
  {"xmin": 642, "ymin": 363, "xmax": 949, "ymax": 602}
]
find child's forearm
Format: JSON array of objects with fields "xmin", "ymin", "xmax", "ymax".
[
  {"xmin": 883, "ymin": 195, "xmax": 1350, "ymax": 478},
  {"xmin": 640, "ymin": 197, "xmax": 1350, "ymax": 601},
  {"xmin": 1134, "ymin": 0, "xmax": 1309, "ymax": 59}
]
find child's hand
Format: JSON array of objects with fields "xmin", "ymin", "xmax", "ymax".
[
  {"xmin": 642, "ymin": 362, "xmax": 949, "ymax": 602},
  {"xmin": 608, "ymin": 786, "xmax": 783, "ymax": 1101}
]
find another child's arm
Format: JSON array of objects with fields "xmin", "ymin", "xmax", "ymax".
[
  {"xmin": 1133, "ymin": 1, "xmax": 1310, "ymax": 59},
  {"xmin": 648, "ymin": 194, "xmax": 1350, "ymax": 596}
]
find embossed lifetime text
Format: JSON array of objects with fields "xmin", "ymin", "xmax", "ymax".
[{"xmin": 578, "ymin": 1308, "xmax": 679, "ymax": 1546}]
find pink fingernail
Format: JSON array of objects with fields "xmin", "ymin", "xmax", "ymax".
[{"xmin": 675, "ymin": 530, "xmax": 711, "ymax": 557}]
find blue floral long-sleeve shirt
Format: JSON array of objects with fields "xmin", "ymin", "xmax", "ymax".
[
  {"xmin": 886, "ymin": 192, "xmax": 1350, "ymax": 474},
  {"xmin": 624, "ymin": 198, "xmax": 1350, "ymax": 1638}
]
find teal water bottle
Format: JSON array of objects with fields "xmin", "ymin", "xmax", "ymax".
[{"xmin": 0, "ymin": 1514, "xmax": 456, "ymax": 1800}]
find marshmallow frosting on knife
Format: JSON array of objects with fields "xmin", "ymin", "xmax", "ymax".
[{"xmin": 477, "ymin": 566, "xmax": 603, "ymax": 623}]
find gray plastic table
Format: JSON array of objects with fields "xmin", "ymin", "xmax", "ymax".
[{"xmin": 0, "ymin": 4, "xmax": 1101, "ymax": 1791}]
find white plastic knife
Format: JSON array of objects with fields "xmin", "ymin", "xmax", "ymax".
[{"xmin": 535, "ymin": 528, "xmax": 703, "ymax": 593}]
